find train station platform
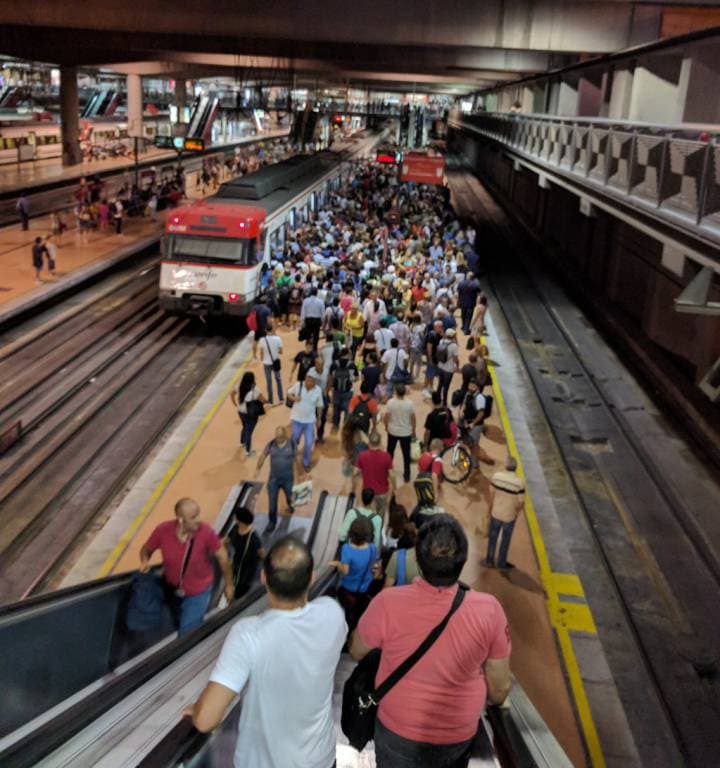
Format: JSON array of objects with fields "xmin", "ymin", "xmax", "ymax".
[
  {"xmin": 60, "ymin": 316, "xmax": 606, "ymax": 767},
  {"xmin": 0, "ymin": 129, "xmax": 288, "ymax": 197},
  {"xmin": 0, "ymin": 208, "xmax": 163, "ymax": 326}
]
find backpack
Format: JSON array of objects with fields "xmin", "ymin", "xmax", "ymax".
[
  {"xmin": 349, "ymin": 396, "xmax": 372, "ymax": 433},
  {"xmin": 333, "ymin": 363, "xmax": 353, "ymax": 393},
  {"xmin": 463, "ymin": 392, "xmax": 480, "ymax": 423},
  {"xmin": 436, "ymin": 339, "xmax": 449, "ymax": 364},
  {"xmin": 413, "ymin": 471, "xmax": 436, "ymax": 507},
  {"xmin": 289, "ymin": 286, "xmax": 301, "ymax": 303},
  {"xmin": 246, "ymin": 309, "xmax": 258, "ymax": 332},
  {"xmin": 395, "ymin": 549, "xmax": 408, "ymax": 586},
  {"xmin": 484, "ymin": 394, "xmax": 494, "ymax": 419}
]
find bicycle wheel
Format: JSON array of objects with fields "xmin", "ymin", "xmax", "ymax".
[{"xmin": 439, "ymin": 444, "xmax": 472, "ymax": 484}]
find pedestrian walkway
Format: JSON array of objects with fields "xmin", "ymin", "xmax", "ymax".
[
  {"xmin": 0, "ymin": 129, "xmax": 288, "ymax": 195},
  {"xmin": 66, "ymin": 319, "xmax": 586, "ymax": 767}
]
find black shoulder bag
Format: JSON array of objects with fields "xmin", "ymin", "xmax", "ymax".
[{"xmin": 341, "ymin": 584, "xmax": 467, "ymax": 751}]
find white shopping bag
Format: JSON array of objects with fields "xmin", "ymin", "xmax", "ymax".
[{"xmin": 291, "ymin": 480, "xmax": 313, "ymax": 507}]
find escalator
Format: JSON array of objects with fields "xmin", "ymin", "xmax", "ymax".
[
  {"xmin": 0, "ymin": 482, "xmax": 260, "ymax": 746},
  {"xmin": 186, "ymin": 96, "xmax": 220, "ymax": 144},
  {"xmin": 82, "ymin": 90, "xmax": 119, "ymax": 119},
  {"xmin": 0, "ymin": 487, "xmax": 575, "ymax": 768}
]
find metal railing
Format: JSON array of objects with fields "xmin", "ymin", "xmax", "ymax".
[{"xmin": 451, "ymin": 111, "xmax": 720, "ymax": 246}]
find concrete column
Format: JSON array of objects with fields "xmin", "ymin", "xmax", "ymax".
[
  {"xmin": 557, "ymin": 81, "xmax": 578, "ymax": 116},
  {"xmin": 175, "ymin": 77, "xmax": 187, "ymax": 112},
  {"xmin": 59, "ymin": 65, "xmax": 81, "ymax": 167},
  {"xmin": 577, "ymin": 76, "xmax": 603, "ymax": 116},
  {"xmin": 521, "ymin": 86, "xmax": 534, "ymax": 114},
  {"xmin": 627, "ymin": 56, "xmax": 683, "ymax": 123},
  {"xmin": 485, "ymin": 93, "xmax": 498, "ymax": 112},
  {"xmin": 608, "ymin": 67, "xmax": 634, "ymax": 119},
  {"xmin": 532, "ymin": 83, "xmax": 548, "ymax": 114},
  {"xmin": 126, "ymin": 73, "xmax": 143, "ymax": 138},
  {"xmin": 680, "ymin": 46, "xmax": 720, "ymax": 123},
  {"xmin": 547, "ymin": 81, "xmax": 560, "ymax": 115}
]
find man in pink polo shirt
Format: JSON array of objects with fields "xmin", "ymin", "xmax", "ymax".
[
  {"xmin": 350, "ymin": 514, "xmax": 512, "ymax": 767},
  {"xmin": 140, "ymin": 497, "xmax": 234, "ymax": 635}
]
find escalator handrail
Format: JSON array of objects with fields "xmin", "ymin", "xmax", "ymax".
[
  {"xmin": 135, "ymin": 494, "xmax": 355, "ymax": 768},
  {"xmin": 0, "ymin": 490, "xmax": 330, "ymax": 768}
]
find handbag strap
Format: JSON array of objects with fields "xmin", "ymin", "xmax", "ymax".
[
  {"xmin": 177, "ymin": 536, "xmax": 195, "ymax": 591},
  {"xmin": 264, "ymin": 336, "xmax": 276, "ymax": 363},
  {"xmin": 373, "ymin": 585, "xmax": 466, "ymax": 703},
  {"xmin": 233, "ymin": 529, "xmax": 255, "ymax": 588}
]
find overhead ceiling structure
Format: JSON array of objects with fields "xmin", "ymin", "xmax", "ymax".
[{"xmin": 0, "ymin": 0, "xmax": 711, "ymax": 94}]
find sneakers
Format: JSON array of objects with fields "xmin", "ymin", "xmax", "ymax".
[
  {"xmin": 286, "ymin": 506, "xmax": 295, "ymax": 516},
  {"xmin": 421, "ymin": 388, "xmax": 432, "ymax": 399}
]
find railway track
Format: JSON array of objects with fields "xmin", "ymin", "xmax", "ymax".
[
  {"xmin": 0, "ymin": 262, "xmax": 233, "ymax": 603},
  {"xmin": 450, "ymin": 169, "xmax": 720, "ymax": 766}
]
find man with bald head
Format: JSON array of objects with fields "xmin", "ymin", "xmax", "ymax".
[
  {"xmin": 140, "ymin": 497, "xmax": 234, "ymax": 635},
  {"xmin": 192, "ymin": 535, "xmax": 346, "ymax": 768}
]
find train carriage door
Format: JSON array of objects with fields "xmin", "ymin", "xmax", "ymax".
[
  {"xmin": 288, "ymin": 207, "xmax": 297, "ymax": 234},
  {"xmin": 258, "ymin": 223, "xmax": 268, "ymax": 263}
]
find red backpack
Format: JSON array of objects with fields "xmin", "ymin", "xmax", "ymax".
[{"xmin": 246, "ymin": 309, "xmax": 258, "ymax": 332}]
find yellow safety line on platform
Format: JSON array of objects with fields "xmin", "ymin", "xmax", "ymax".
[
  {"xmin": 95, "ymin": 352, "xmax": 251, "ymax": 578},
  {"xmin": 486, "ymin": 349, "xmax": 606, "ymax": 768},
  {"xmin": 550, "ymin": 572, "xmax": 586, "ymax": 598}
]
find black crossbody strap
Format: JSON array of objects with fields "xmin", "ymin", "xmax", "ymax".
[
  {"xmin": 374, "ymin": 585, "xmax": 466, "ymax": 702},
  {"xmin": 177, "ymin": 537, "xmax": 195, "ymax": 591},
  {"xmin": 264, "ymin": 336, "xmax": 275, "ymax": 363}
]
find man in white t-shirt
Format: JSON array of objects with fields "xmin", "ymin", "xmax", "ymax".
[
  {"xmin": 383, "ymin": 382, "xmax": 416, "ymax": 484},
  {"xmin": 287, "ymin": 372, "xmax": 324, "ymax": 473},
  {"xmin": 381, "ymin": 338, "xmax": 409, "ymax": 397},
  {"xmin": 191, "ymin": 536, "xmax": 346, "ymax": 768},
  {"xmin": 259, "ymin": 321, "xmax": 283, "ymax": 405}
]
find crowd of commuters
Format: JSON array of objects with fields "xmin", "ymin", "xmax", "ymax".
[{"xmin": 137, "ymin": 157, "xmax": 527, "ymax": 766}]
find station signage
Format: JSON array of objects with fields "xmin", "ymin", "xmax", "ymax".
[{"xmin": 154, "ymin": 136, "xmax": 206, "ymax": 152}]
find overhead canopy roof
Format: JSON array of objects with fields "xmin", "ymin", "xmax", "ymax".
[{"xmin": 0, "ymin": 0, "xmax": 709, "ymax": 93}]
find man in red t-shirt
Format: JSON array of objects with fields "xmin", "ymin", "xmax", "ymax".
[
  {"xmin": 140, "ymin": 497, "xmax": 234, "ymax": 635},
  {"xmin": 351, "ymin": 514, "xmax": 512, "ymax": 767},
  {"xmin": 354, "ymin": 430, "xmax": 394, "ymax": 518}
]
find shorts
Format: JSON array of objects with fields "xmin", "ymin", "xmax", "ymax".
[{"xmin": 467, "ymin": 424, "xmax": 484, "ymax": 445}]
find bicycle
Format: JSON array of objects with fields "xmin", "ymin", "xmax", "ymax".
[{"xmin": 438, "ymin": 425, "xmax": 474, "ymax": 484}]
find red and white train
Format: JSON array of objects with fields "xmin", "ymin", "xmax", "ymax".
[{"xmin": 159, "ymin": 133, "xmax": 384, "ymax": 317}]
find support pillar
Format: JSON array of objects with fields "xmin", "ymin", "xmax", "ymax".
[
  {"xmin": 175, "ymin": 77, "xmax": 187, "ymax": 115},
  {"xmin": 627, "ymin": 56, "xmax": 683, "ymax": 123},
  {"xmin": 127, "ymin": 73, "xmax": 143, "ymax": 138},
  {"xmin": 679, "ymin": 44, "xmax": 720, "ymax": 123},
  {"xmin": 59, "ymin": 65, "xmax": 81, "ymax": 167},
  {"xmin": 557, "ymin": 80, "xmax": 578, "ymax": 116},
  {"xmin": 608, "ymin": 67, "xmax": 634, "ymax": 119}
]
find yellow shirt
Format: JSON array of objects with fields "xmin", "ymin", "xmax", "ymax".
[{"xmin": 345, "ymin": 312, "xmax": 365, "ymax": 338}]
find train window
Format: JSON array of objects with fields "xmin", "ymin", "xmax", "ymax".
[
  {"xmin": 310, "ymin": 192, "xmax": 317, "ymax": 212},
  {"xmin": 168, "ymin": 235, "xmax": 257, "ymax": 266},
  {"xmin": 288, "ymin": 208, "xmax": 297, "ymax": 230}
]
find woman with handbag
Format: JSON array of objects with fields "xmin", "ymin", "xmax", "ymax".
[
  {"xmin": 329, "ymin": 516, "xmax": 380, "ymax": 633},
  {"xmin": 231, "ymin": 371, "xmax": 266, "ymax": 458}
]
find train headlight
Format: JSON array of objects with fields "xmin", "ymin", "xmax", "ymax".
[{"xmin": 228, "ymin": 292, "xmax": 240, "ymax": 303}]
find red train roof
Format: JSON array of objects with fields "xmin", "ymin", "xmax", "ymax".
[{"xmin": 165, "ymin": 200, "xmax": 266, "ymax": 238}]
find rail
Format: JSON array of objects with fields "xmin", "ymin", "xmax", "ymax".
[{"xmin": 450, "ymin": 111, "xmax": 720, "ymax": 251}]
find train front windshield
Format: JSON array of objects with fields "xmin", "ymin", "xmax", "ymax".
[{"xmin": 167, "ymin": 235, "xmax": 257, "ymax": 266}]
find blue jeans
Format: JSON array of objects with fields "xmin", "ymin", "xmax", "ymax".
[
  {"xmin": 268, "ymin": 472, "xmax": 294, "ymax": 523},
  {"xmin": 264, "ymin": 364, "xmax": 283, "ymax": 404},
  {"xmin": 374, "ymin": 719, "xmax": 473, "ymax": 768},
  {"xmin": 176, "ymin": 587, "xmax": 212, "ymax": 636},
  {"xmin": 239, "ymin": 413, "xmax": 258, "ymax": 452},
  {"xmin": 332, "ymin": 390, "xmax": 352, "ymax": 428},
  {"xmin": 486, "ymin": 517, "xmax": 516, "ymax": 567},
  {"xmin": 291, "ymin": 419, "xmax": 315, "ymax": 470}
]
